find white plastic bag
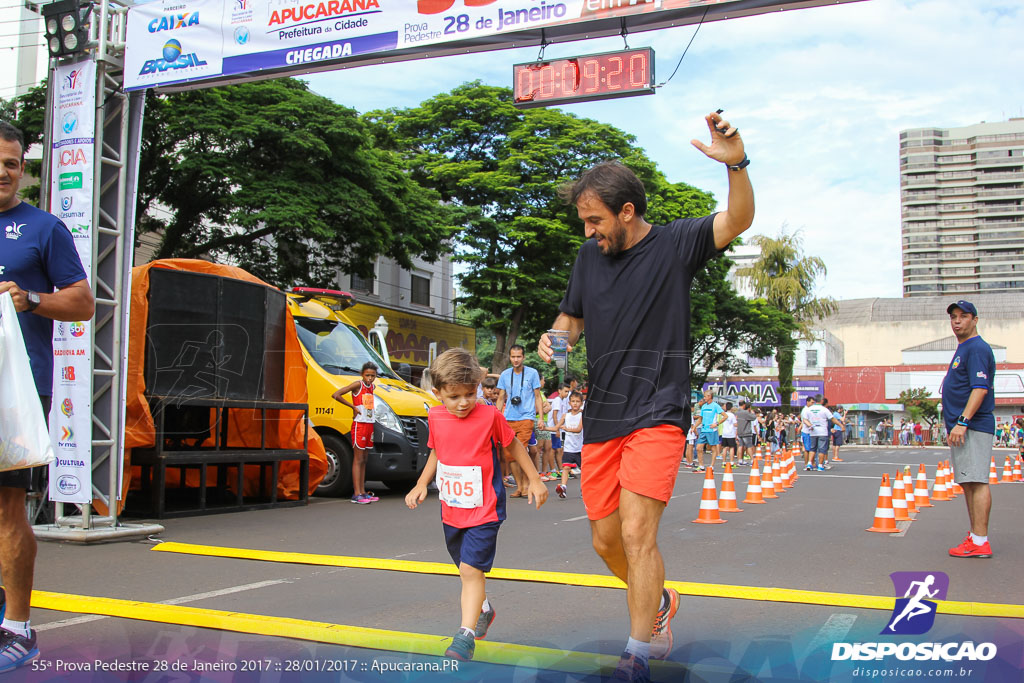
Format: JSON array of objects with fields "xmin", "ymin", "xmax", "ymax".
[{"xmin": 0, "ymin": 292, "xmax": 55, "ymax": 471}]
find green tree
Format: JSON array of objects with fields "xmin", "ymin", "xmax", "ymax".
[
  {"xmin": 1, "ymin": 81, "xmax": 48, "ymax": 204},
  {"xmin": 368, "ymin": 82, "xmax": 676, "ymax": 373},
  {"xmin": 135, "ymin": 78, "xmax": 453, "ymax": 287},
  {"xmin": 899, "ymin": 387, "xmax": 939, "ymax": 427},
  {"xmin": 736, "ymin": 228, "xmax": 836, "ymax": 408}
]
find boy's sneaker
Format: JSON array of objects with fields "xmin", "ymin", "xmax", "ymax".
[
  {"xmin": 444, "ymin": 631, "xmax": 475, "ymax": 661},
  {"xmin": 363, "ymin": 491, "xmax": 379, "ymax": 502},
  {"xmin": 805, "ymin": 465, "xmax": 813, "ymax": 471},
  {"xmin": 556, "ymin": 484, "xmax": 567, "ymax": 499},
  {"xmin": 611, "ymin": 651, "xmax": 651, "ymax": 682},
  {"xmin": 571, "ymin": 467, "xmax": 581, "ymax": 476},
  {"xmin": 949, "ymin": 538, "xmax": 992, "ymax": 558},
  {"xmin": 350, "ymin": 494, "xmax": 370, "ymax": 504},
  {"xmin": 816, "ymin": 465, "xmax": 825, "ymax": 472},
  {"xmin": 475, "ymin": 606, "xmax": 496, "ymax": 639},
  {"xmin": 0, "ymin": 587, "xmax": 5, "ymax": 622},
  {"xmin": 0, "ymin": 628, "xmax": 38, "ymax": 673},
  {"xmin": 650, "ymin": 587, "xmax": 679, "ymax": 659}
]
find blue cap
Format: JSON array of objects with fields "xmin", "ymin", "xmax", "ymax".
[{"xmin": 946, "ymin": 300, "xmax": 978, "ymax": 316}]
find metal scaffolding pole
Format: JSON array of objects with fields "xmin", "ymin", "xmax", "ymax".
[{"xmin": 34, "ymin": 0, "xmax": 162, "ymax": 542}]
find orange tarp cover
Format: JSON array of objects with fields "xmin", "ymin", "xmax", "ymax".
[{"xmin": 96, "ymin": 259, "xmax": 327, "ymax": 514}]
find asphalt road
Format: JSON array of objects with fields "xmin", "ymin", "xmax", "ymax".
[{"xmin": 15, "ymin": 446, "xmax": 1024, "ymax": 682}]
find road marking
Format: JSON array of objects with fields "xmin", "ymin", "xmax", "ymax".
[
  {"xmin": 890, "ymin": 519, "xmax": 914, "ymax": 537},
  {"xmin": 151, "ymin": 542, "xmax": 1024, "ymax": 619},
  {"xmin": 35, "ymin": 579, "xmax": 290, "ymax": 632},
  {"xmin": 30, "ymin": 589, "xmax": 687, "ymax": 681},
  {"xmin": 805, "ymin": 614, "xmax": 857, "ymax": 655},
  {"xmin": 562, "ymin": 514, "xmax": 588, "ymax": 522}
]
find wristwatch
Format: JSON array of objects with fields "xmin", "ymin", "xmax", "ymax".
[
  {"xmin": 956, "ymin": 414, "xmax": 969, "ymax": 427},
  {"xmin": 25, "ymin": 291, "xmax": 41, "ymax": 312},
  {"xmin": 727, "ymin": 154, "xmax": 750, "ymax": 171}
]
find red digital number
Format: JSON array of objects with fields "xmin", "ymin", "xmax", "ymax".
[
  {"xmin": 629, "ymin": 53, "xmax": 647, "ymax": 88},
  {"xmin": 582, "ymin": 59, "xmax": 599, "ymax": 93},
  {"xmin": 606, "ymin": 56, "xmax": 623, "ymax": 90},
  {"xmin": 562, "ymin": 61, "xmax": 579, "ymax": 94},
  {"xmin": 516, "ymin": 67, "xmax": 534, "ymax": 101},
  {"xmin": 539, "ymin": 65, "xmax": 554, "ymax": 98}
]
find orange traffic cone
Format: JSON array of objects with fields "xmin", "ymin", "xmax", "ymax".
[
  {"xmin": 892, "ymin": 472, "xmax": 912, "ymax": 522},
  {"xmin": 988, "ymin": 457, "xmax": 999, "ymax": 485},
  {"xmin": 719, "ymin": 463, "xmax": 743, "ymax": 512},
  {"xmin": 771, "ymin": 456, "xmax": 784, "ymax": 494},
  {"xmin": 866, "ymin": 473, "xmax": 898, "ymax": 533},
  {"xmin": 1002, "ymin": 456, "xmax": 1013, "ymax": 483},
  {"xmin": 743, "ymin": 457, "xmax": 766, "ymax": 504},
  {"xmin": 761, "ymin": 459, "xmax": 778, "ymax": 499},
  {"xmin": 902, "ymin": 467, "xmax": 917, "ymax": 515},
  {"xmin": 693, "ymin": 467, "xmax": 727, "ymax": 524},
  {"xmin": 782, "ymin": 453, "xmax": 794, "ymax": 488},
  {"xmin": 947, "ymin": 461, "xmax": 963, "ymax": 496},
  {"xmin": 914, "ymin": 464, "xmax": 934, "ymax": 508},
  {"xmin": 1013, "ymin": 456, "xmax": 1022, "ymax": 483},
  {"xmin": 932, "ymin": 464, "xmax": 950, "ymax": 501}
]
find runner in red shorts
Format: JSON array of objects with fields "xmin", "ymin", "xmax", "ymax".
[
  {"xmin": 333, "ymin": 362, "xmax": 380, "ymax": 504},
  {"xmin": 539, "ymin": 112, "xmax": 754, "ymax": 682}
]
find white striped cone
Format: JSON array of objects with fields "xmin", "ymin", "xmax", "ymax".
[
  {"xmin": 761, "ymin": 461, "xmax": 778, "ymax": 499},
  {"xmin": 988, "ymin": 457, "xmax": 999, "ymax": 485},
  {"xmin": 693, "ymin": 467, "xmax": 727, "ymax": 524},
  {"xmin": 743, "ymin": 457, "xmax": 766, "ymax": 504},
  {"xmin": 1014, "ymin": 457, "xmax": 1022, "ymax": 482},
  {"xmin": 771, "ymin": 457, "xmax": 784, "ymax": 493},
  {"xmin": 719, "ymin": 463, "xmax": 743, "ymax": 512},
  {"xmin": 903, "ymin": 468, "xmax": 917, "ymax": 514},
  {"xmin": 782, "ymin": 453, "xmax": 795, "ymax": 487},
  {"xmin": 915, "ymin": 464, "xmax": 934, "ymax": 508},
  {"xmin": 932, "ymin": 465, "xmax": 949, "ymax": 501},
  {"xmin": 867, "ymin": 473, "xmax": 897, "ymax": 533},
  {"xmin": 892, "ymin": 473, "xmax": 911, "ymax": 521},
  {"xmin": 1002, "ymin": 457, "xmax": 1013, "ymax": 483}
]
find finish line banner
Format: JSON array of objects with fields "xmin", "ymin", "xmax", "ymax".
[
  {"xmin": 47, "ymin": 59, "xmax": 96, "ymax": 504},
  {"xmin": 123, "ymin": 0, "xmax": 856, "ymax": 91}
]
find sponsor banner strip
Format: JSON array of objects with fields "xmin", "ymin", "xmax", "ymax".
[
  {"xmin": 151, "ymin": 543, "xmax": 1024, "ymax": 619},
  {"xmin": 29, "ymin": 589, "xmax": 689, "ymax": 680}
]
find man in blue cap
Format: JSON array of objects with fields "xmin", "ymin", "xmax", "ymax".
[{"xmin": 941, "ymin": 300, "xmax": 995, "ymax": 558}]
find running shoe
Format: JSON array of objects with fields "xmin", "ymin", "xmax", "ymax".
[
  {"xmin": 949, "ymin": 539, "xmax": 992, "ymax": 558},
  {"xmin": 696, "ymin": 466, "xmax": 706, "ymax": 472},
  {"xmin": 350, "ymin": 494, "xmax": 370, "ymax": 504},
  {"xmin": 540, "ymin": 475, "xmax": 554, "ymax": 482},
  {"xmin": 363, "ymin": 491, "xmax": 379, "ymax": 502},
  {"xmin": 650, "ymin": 587, "xmax": 679, "ymax": 659},
  {"xmin": 832, "ymin": 457, "xmax": 844, "ymax": 462},
  {"xmin": 475, "ymin": 605, "xmax": 496, "ymax": 639},
  {"xmin": 816, "ymin": 465, "xmax": 826, "ymax": 472},
  {"xmin": 0, "ymin": 587, "xmax": 5, "ymax": 623},
  {"xmin": 611, "ymin": 651, "xmax": 651, "ymax": 682},
  {"xmin": 571, "ymin": 467, "xmax": 581, "ymax": 476},
  {"xmin": 556, "ymin": 484, "xmax": 567, "ymax": 499},
  {"xmin": 0, "ymin": 628, "xmax": 38, "ymax": 673},
  {"xmin": 805, "ymin": 465, "xmax": 813, "ymax": 471},
  {"xmin": 444, "ymin": 631, "xmax": 475, "ymax": 661}
]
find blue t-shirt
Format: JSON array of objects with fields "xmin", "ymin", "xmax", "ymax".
[
  {"xmin": 0, "ymin": 201, "xmax": 88, "ymax": 396},
  {"xmin": 698, "ymin": 401, "xmax": 723, "ymax": 433},
  {"xmin": 497, "ymin": 365, "xmax": 542, "ymax": 421},
  {"xmin": 941, "ymin": 335, "xmax": 996, "ymax": 434}
]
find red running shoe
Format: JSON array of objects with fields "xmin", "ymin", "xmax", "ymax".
[
  {"xmin": 949, "ymin": 538, "xmax": 992, "ymax": 558},
  {"xmin": 556, "ymin": 484, "xmax": 567, "ymax": 499},
  {"xmin": 649, "ymin": 587, "xmax": 680, "ymax": 659}
]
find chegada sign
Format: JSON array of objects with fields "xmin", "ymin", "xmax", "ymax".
[{"xmin": 124, "ymin": 0, "xmax": 865, "ymax": 91}]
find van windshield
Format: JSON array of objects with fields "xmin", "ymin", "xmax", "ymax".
[{"xmin": 294, "ymin": 318, "xmax": 397, "ymax": 380}]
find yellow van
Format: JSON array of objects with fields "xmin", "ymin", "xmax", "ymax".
[{"xmin": 286, "ymin": 289, "xmax": 438, "ymax": 497}]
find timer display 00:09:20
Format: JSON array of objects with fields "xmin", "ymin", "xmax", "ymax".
[{"xmin": 512, "ymin": 47, "xmax": 655, "ymax": 109}]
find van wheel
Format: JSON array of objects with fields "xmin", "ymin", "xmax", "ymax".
[{"xmin": 317, "ymin": 434, "xmax": 354, "ymax": 497}]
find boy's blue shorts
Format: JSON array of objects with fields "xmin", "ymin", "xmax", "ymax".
[
  {"xmin": 551, "ymin": 434, "xmax": 562, "ymax": 450},
  {"xmin": 444, "ymin": 521, "xmax": 501, "ymax": 572}
]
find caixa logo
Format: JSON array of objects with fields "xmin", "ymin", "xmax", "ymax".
[
  {"xmin": 148, "ymin": 12, "xmax": 199, "ymax": 33},
  {"xmin": 832, "ymin": 571, "xmax": 997, "ymax": 662},
  {"xmin": 139, "ymin": 39, "xmax": 208, "ymax": 75},
  {"xmin": 57, "ymin": 475, "xmax": 82, "ymax": 496}
]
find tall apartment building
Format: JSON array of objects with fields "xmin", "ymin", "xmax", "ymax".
[
  {"xmin": 0, "ymin": 2, "xmax": 46, "ymax": 101},
  {"xmin": 900, "ymin": 118, "xmax": 1024, "ymax": 297}
]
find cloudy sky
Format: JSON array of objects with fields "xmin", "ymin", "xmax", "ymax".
[{"xmin": 306, "ymin": 0, "xmax": 1023, "ymax": 301}]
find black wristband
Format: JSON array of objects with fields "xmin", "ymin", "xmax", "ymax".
[{"xmin": 727, "ymin": 154, "xmax": 750, "ymax": 171}]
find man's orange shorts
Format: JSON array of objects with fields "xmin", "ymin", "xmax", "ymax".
[
  {"xmin": 506, "ymin": 420, "xmax": 534, "ymax": 459},
  {"xmin": 581, "ymin": 424, "xmax": 687, "ymax": 520}
]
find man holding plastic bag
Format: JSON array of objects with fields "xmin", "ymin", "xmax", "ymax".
[{"xmin": 0, "ymin": 121, "xmax": 94, "ymax": 672}]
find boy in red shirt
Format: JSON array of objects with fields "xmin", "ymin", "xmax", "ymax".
[
  {"xmin": 332, "ymin": 362, "xmax": 379, "ymax": 504},
  {"xmin": 406, "ymin": 349, "xmax": 548, "ymax": 661}
]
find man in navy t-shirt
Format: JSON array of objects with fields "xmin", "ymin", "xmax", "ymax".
[
  {"xmin": 941, "ymin": 300, "xmax": 995, "ymax": 559},
  {"xmin": 537, "ymin": 111, "xmax": 754, "ymax": 679},
  {"xmin": 0, "ymin": 121, "xmax": 94, "ymax": 670}
]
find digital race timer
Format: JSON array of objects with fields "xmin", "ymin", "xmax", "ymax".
[{"xmin": 512, "ymin": 47, "xmax": 655, "ymax": 109}]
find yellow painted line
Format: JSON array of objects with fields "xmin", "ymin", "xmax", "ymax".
[
  {"xmin": 152, "ymin": 542, "xmax": 1024, "ymax": 620},
  {"xmin": 30, "ymin": 589, "xmax": 686, "ymax": 681}
]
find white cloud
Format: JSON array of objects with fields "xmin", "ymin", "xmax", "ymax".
[{"xmin": 306, "ymin": 0, "xmax": 1023, "ymax": 300}]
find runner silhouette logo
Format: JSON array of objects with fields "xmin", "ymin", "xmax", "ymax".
[{"xmin": 884, "ymin": 571, "xmax": 949, "ymax": 635}]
